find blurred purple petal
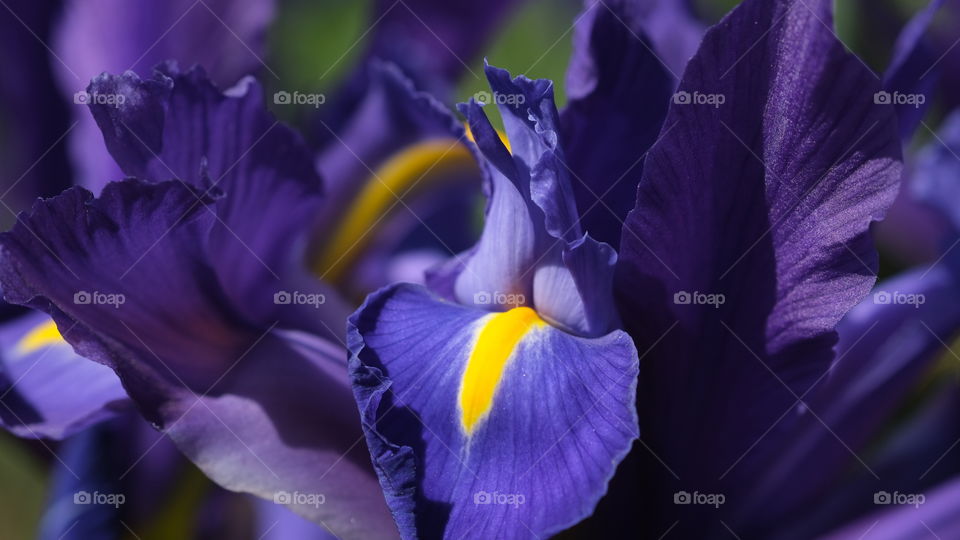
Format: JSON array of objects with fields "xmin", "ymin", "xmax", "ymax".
[
  {"xmin": 0, "ymin": 311, "xmax": 128, "ymax": 440},
  {"xmin": 52, "ymin": 0, "xmax": 276, "ymax": 191}
]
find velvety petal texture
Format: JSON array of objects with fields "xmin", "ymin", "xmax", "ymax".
[
  {"xmin": 0, "ymin": 311, "xmax": 128, "ymax": 439},
  {"xmin": 614, "ymin": 0, "xmax": 901, "ymax": 535},
  {"xmin": 349, "ymin": 284, "xmax": 637, "ymax": 539}
]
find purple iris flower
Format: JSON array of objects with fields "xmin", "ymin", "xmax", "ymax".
[
  {"xmin": 0, "ymin": 0, "xmax": 521, "ymax": 536},
  {"xmin": 348, "ymin": 0, "xmax": 903, "ymax": 537}
]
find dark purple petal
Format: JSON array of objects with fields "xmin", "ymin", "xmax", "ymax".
[
  {"xmin": 0, "ymin": 181, "xmax": 394, "ymax": 537},
  {"xmin": 52, "ymin": 0, "xmax": 276, "ymax": 191},
  {"xmin": 88, "ymin": 65, "xmax": 347, "ymax": 336},
  {"xmin": 349, "ymin": 283, "xmax": 638, "ymax": 538},
  {"xmin": 0, "ymin": 0, "xmax": 73, "ymax": 212},
  {"xmin": 735, "ymin": 264, "xmax": 960, "ymax": 530},
  {"xmin": 561, "ymin": 0, "xmax": 673, "ymax": 249},
  {"xmin": 0, "ymin": 311, "xmax": 128, "ymax": 439},
  {"xmin": 614, "ymin": 0, "xmax": 901, "ymax": 534}
]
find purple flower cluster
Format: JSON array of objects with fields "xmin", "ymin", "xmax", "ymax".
[{"xmin": 0, "ymin": 0, "xmax": 958, "ymax": 538}]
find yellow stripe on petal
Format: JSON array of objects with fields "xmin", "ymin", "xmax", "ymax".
[
  {"xmin": 17, "ymin": 319, "xmax": 66, "ymax": 354},
  {"xmin": 459, "ymin": 307, "xmax": 544, "ymax": 435},
  {"xmin": 314, "ymin": 125, "xmax": 510, "ymax": 284},
  {"xmin": 315, "ymin": 138, "xmax": 474, "ymax": 283}
]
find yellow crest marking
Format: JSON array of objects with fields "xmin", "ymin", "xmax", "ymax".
[
  {"xmin": 17, "ymin": 319, "xmax": 66, "ymax": 354},
  {"xmin": 459, "ymin": 307, "xmax": 543, "ymax": 435},
  {"xmin": 313, "ymin": 125, "xmax": 510, "ymax": 284}
]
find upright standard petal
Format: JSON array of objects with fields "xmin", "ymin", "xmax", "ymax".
[
  {"xmin": 614, "ymin": 0, "xmax": 901, "ymax": 535},
  {"xmin": 452, "ymin": 65, "xmax": 620, "ymax": 337},
  {"xmin": 561, "ymin": 0, "xmax": 673, "ymax": 249},
  {"xmin": 0, "ymin": 181, "xmax": 396, "ymax": 539},
  {"xmin": 348, "ymin": 64, "xmax": 639, "ymax": 538}
]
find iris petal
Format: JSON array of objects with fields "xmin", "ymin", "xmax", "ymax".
[{"xmin": 349, "ymin": 283, "xmax": 638, "ymax": 539}]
